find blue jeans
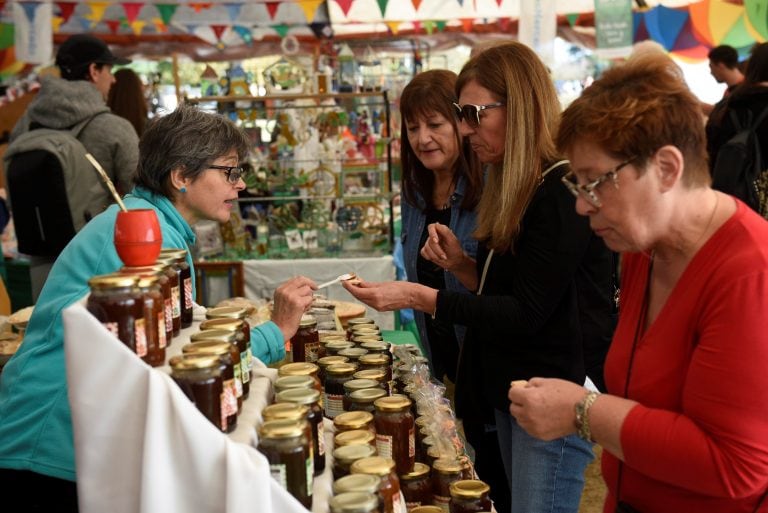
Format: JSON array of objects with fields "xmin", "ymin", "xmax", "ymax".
[{"xmin": 495, "ymin": 409, "xmax": 594, "ymax": 513}]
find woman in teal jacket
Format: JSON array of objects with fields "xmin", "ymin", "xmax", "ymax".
[{"xmin": 0, "ymin": 104, "xmax": 316, "ymax": 512}]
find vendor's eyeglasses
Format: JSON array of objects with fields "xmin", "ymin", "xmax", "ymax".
[
  {"xmin": 452, "ymin": 101, "xmax": 505, "ymax": 128},
  {"xmin": 209, "ymin": 165, "xmax": 245, "ymax": 185},
  {"xmin": 561, "ymin": 157, "xmax": 635, "ymax": 207}
]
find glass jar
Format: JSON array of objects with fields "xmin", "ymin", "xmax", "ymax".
[
  {"xmin": 333, "ymin": 443, "xmax": 377, "ymax": 480},
  {"xmin": 333, "ymin": 473, "xmax": 381, "ymax": 495},
  {"xmin": 343, "ymin": 378, "xmax": 380, "ymax": 411},
  {"xmin": 87, "ymin": 274, "xmax": 145, "ymax": 357},
  {"xmin": 373, "ymin": 396, "xmax": 415, "ymax": 475},
  {"xmin": 257, "ymin": 419, "xmax": 313, "ymax": 509},
  {"xmin": 448, "ymin": 480, "xmax": 491, "ymax": 513},
  {"xmin": 346, "ymin": 317, "xmax": 376, "ymax": 339},
  {"xmin": 431, "ymin": 458, "xmax": 463, "ymax": 512},
  {"xmin": 338, "ymin": 347, "xmax": 369, "ymax": 364},
  {"xmin": 205, "ymin": 306, "xmax": 252, "ymax": 370},
  {"xmin": 353, "ymin": 369, "xmax": 388, "ymax": 390},
  {"xmin": 158, "ymin": 248, "xmax": 193, "ymax": 328},
  {"xmin": 349, "ymin": 388, "xmax": 387, "ymax": 414},
  {"xmin": 335, "ymin": 429, "xmax": 376, "ymax": 449},
  {"xmin": 182, "ymin": 341, "xmax": 238, "ymax": 432},
  {"xmin": 262, "ymin": 403, "xmax": 314, "ymax": 462},
  {"xmin": 190, "ymin": 330, "xmax": 243, "ymax": 410},
  {"xmin": 276, "ymin": 387, "xmax": 325, "ymax": 475},
  {"xmin": 329, "ymin": 492, "xmax": 380, "ymax": 513},
  {"xmin": 317, "ymin": 355, "xmax": 349, "ymax": 386},
  {"xmin": 400, "ymin": 462, "xmax": 432, "ymax": 510},
  {"xmin": 351, "ymin": 328, "xmax": 382, "ymax": 342},
  {"xmin": 169, "ymin": 354, "xmax": 224, "ymax": 431},
  {"xmin": 120, "ymin": 266, "xmax": 173, "ymax": 348},
  {"xmin": 278, "ymin": 362, "xmax": 322, "ymax": 398},
  {"xmin": 334, "ymin": 410, "xmax": 375, "ymax": 434},
  {"xmin": 410, "ymin": 507, "xmax": 443, "ymax": 513},
  {"xmin": 199, "ymin": 319, "xmax": 250, "ymax": 399},
  {"xmin": 114, "ymin": 273, "xmax": 164, "ymax": 367},
  {"xmin": 350, "ymin": 456, "xmax": 403, "ymax": 513},
  {"xmin": 274, "ymin": 375, "xmax": 316, "ymax": 396},
  {"xmin": 326, "ymin": 340, "xmax": 355, "ymax": 356},
  {"xmin": 291, "ymin": 315, "xmax": 319, "ymax": 363},
  {"xmin": 358, "ymin": 353, "xmax": 391, "ymax": 382},
  {"xmin": 324, "ymin": 363, "xmax": 357, "ymax": 419},
  {"xmin": 360, "ymin": 340, "xmax": 391, "ymax": 360},
  {"xmin": 155, "ymin": 256, "xmax": 182, "ymax": 336}
]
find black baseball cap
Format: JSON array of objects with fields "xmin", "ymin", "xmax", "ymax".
[{"xmin": 55, "ymin": 34, "xmax": 131, "ymax": 76}]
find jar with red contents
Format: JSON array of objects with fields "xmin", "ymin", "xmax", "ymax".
[
  {"xmin": 400, "ymin": 462, "xmax": 432, "ymax": 511},
  {"xmin": 431, "ymin": 458, "xmax": 463, "ymax": 511},
  {"xmin": 158, "ymin": 248, "xmax": 193, "ymax": 328},
  {"xmin": 87, "ymin": 274, "xmax": 145, "ymax": 357},
  {"xmin": 182, "ymin": 341, "xmax": 238, "ymax": 432},
  {"xmin": 350, "ymin": 456, "xmax": 403, "ymax": 513},
  {"xmin": 190, "ymin": 329, "xmax": 243, "ymax": 410},
  {"xmin": 448, "ymin": 480, "xmax": 491, "ymax": 513},
  {"xmin": 169, "ymin": 354, "xmax": 224, "ymax": 431},
  {"xmin": 373, "ymin": 396, "xmax": 415, "ymax": 475},
  {"xmin": 120, "ymin": 265, "xmax": 173, "ymax": 347},
  {"xmin": 276, "ymin": 387, "xmax": 326, "ymax": 475},
  {"xmin": 199, "ymin": 319, "xmax": 250, "ymax": 399},
  {"xmin": 291, "ymin": 315, "xmax": 320, "ymax": 363}
]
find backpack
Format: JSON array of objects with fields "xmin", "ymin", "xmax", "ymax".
[
  {"xmin": 3, "ymin": 113, "xmax": 106, "ymax": 256},
  {"xmin": 711, "ymin": 107, "xmax": 768, "ymax": 218}
]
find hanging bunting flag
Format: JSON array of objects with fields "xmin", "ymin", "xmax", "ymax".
[
  {"xmin": 265, "ymin": 2, "xmax": 280, "ymax": 20},
  {"xmin": 13, "ymin": 0, "xmax": 52, "ymax": 64},
  {"xmin": 385, "ymin": 20, "xmax": 399, "ymax": 34},
  {"xmin": 154, "ymin": 4, "xmax": 177, "ymax": 26},
  {"xmin": 185, "ymin": 24, "xmax": 199, "ymax": 35},
  {"xmin": 460, "ymin": 17, "xmax": 473, "ymax": 32},
  {"xmin": 411, "ymin": 0, "xmax": 422, "ymax": 12},
  {"xmin": 122, "ymin": 2, "xmax": 143, "ymax": 23},
  {"xmin": 130, "ymin": 19, "xmax": 145, "ymax": 35},
  {"xmin": 298, "ymin": 0, "xmax": 323, "ymax": 23},
  {"xmin": 336, "ymin": 0, "xmax": 354, "ymax": 17},
  {"xmin": 233, "ymin": 25, "xmax": 253, "ymax": 45},
  {"xmin": 210, "ymin": 24, "xmax": 228, "ymax": 41},
  {"xmin": 412, "ymin": 20, "xmax": 422, "ymax": 33},
  {"xmin": 723, "ymin": 14, "xmax": 758, "ymax": 49},
  {"xmin": 498, "ymin": 16, "xmax": 511, "ymax": 32},
  {"xmin": 152, "ymin": 17, "xmax": 167, "ymax": 33},
  {"xmin": 495, "ymin": 0, "xmax": 503, "ymax": 7},
  {"xmin": 456, "ymin": 0, "xmax": 464, "ymax": 7},
  {"xmin": 272, "ymin": 23, "xmax": 289, "ymax": 38},
  {"xmin": 105, "ymin": 19, "xmax": 121, "ymax": 34},
  {"xmin": 565, "ymin": 12, "xmax": 579, "ymax": 27},
  {"xmin": 309, "ymin": 21, "xmax": 333, "ymax": 39},
  {"xmin": 19, "ymin": 1, "xmax": 41, "ymax": 23},
  {"xmin": 436, "ymin": 20, "xmax": 446, "ymax": 32},
  {"xmin": 56, "ymin": 2, "xmax": 77, "ymax": 24},
  {"xmin": 223, "ymin": 3, "xmax": 242, "ymax": 22},
  {"xmin": 376, "ymin": 0, "xmax": 388, "ymax": 17},
  {"xmin": 53, "ymin": 16, "xmax": 64, "ymax": 31},
  {"xmin": 189, "ymin": 3, "xmax": 213, "ymax": 14},
  {"xmin": 0, "ymin": 2, "xmax": 5, "ymax": 15},
  {"xmin": 77, "ymin": 16, "xmax": 92, "ymax": 31},
  {"xmin": 423, "ymin": 20, "xmax": 436, "ymax": 35},
  {"xmin": 85, "ymin": 1, "xmax": 109, "ymax": 24}
]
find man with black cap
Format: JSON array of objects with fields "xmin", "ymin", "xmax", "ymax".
[{"xmin": 9, "ymin": 34, "xmax": 139, "ymax": 300}]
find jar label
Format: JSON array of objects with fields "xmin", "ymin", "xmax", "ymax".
[
  {"xmin": 324, "ymin": 393, "xmax": 344, "ymax": 418},
  {"xmin": 270, "ymin": 463, "xmax": 287, "ymax": 490},
  {"xmin": 157, "ymin": 315, "xmax": 167, "ymax": 349},
  {"xmin": 305, "ymin": 342, "xmax": 320, "ymax": 363},
  {"xmin": 305, "ymin": 456, "xmax": 314, "ymax": 496},
  {"xmin": 240, "ymin": 351, "xmax": 250, "ymax": 383},
  {"xmin": 164, "ymin": 299, "xmax": 173, "ymax": 327},
  {"xmin": 183, "ymin": 277, "xmax": 193, "ymax": 309},
  {"xmin": 103, "ymin": 321, "xmax": 118, "ymax": 338},
  {"xmin": 393, "ymin": 490, "xmax": 407, "ymax": 513},
  {"xmin": 408, "ymin": 426, "xmax": 415, "ymax": 457},
  {"xmin": 222, "ymin": 379, "xmax": 237, "ymax": 416},
  {"xmin": 171, "ymin": 286, "xmax": 181, "ymax": 318},
  {"xmin": 234, "ymin": 364, "xmax": 243, "ymax": 398},
  {"xmin": 317, "ymin": 419, "xmax": 325, "ymax": 456},
  {"xmin": 246, "ymin": 347, "xmax": 254, "ymax": 370},
  {"xmin": 433, "ymin": 495, "xmax": 450, "ymax": 513},
  {"xmin": 220, "ymin": 408, "xmax": 227, "ymax": 432},
  {"xmin": 134, "ymin": 318, "xmax": 147, "ymax": 357},
  {"xmin": 375, "ymin": 433, "xmax": 393, "ymax": 460}
]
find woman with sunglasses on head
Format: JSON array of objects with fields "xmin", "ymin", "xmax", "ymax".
[
  {"xmin": 344, "ymin": 42, "xmax": 615, "ymax": 513},
  {"xmin": 0, "ymin": 104, "xmax": 315, "ymax": 512},
  {"xmin": 507, "ymin": 55, "xmax": 768, "ymax": 513}
]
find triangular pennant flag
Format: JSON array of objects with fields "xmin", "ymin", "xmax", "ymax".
[
  {"xmin": 185, "ymin": 24, "xmax": 199, "ymax": 35},
  {"xmin": 498, "ymin": 16, "xmax": 510, "ymax": 32},
  {"xmin": 272, "ymin": 23, "xmax": 289, "ymax": 38},
  {"xmin": 0, "ymin": 1, "xmax": 5, "ymax": 14},
  {"xmin": 423, "ymin": 20, "xmax": 436, "ymax": 35},
  {"xmin": 644, "ymin": 5, "xmax": 688, "ymax": 51},
  {"xmin": 385, "ymin": 20, "xmax": 400, "ymax": 34},
  {"xmin": 78, "ymin": 16, "xmax": 92, "ymax": 30},
  {"xmin": 265, "ymin": 2, "xmax": 280, "ymax": 20},
  {"xmin": 460, "ymin": 17, "xmax": 473, "ymax": 32},
  {"xmin": 56, "ymin": 2, "xmax": 77, "ymax": 23},
  {"xmin": 85, "ymin": 1, "xmax": 110, "ymax": 24},
  {"xmin": 376, "ymin": 0, "xmax": 388, "ymax": 17},
  {"xmin": 53, "ymin": 16, "xmax": 65, "ymax": 32},
  {"xmin": 723, "ymin": 14, "xmax": 758, "ymax": 49},
  {"xmin": 223, "ymin": 3, "xmax": 242, "ymax": 22},
  {"xmin": 310, "ymin": 21, "xmax": 334, "ymax": 39},
  {"xmin": 688, "ymin": 0, "xmax": 713, "ymax": 46},
  {"xmin": 495, "ymin": 0, "xmax": 502, "ymax": 7},
  {"xmin": 154, "ymin": 3, "xmax": 177, "ymax": 26},
  {"xmin": 233, "ymin": 25, "xmax": 253, "ymax": 45},
  {"xmin": 189, "ymin": 3, "xmax": 213, "ymax": 14},
  {"xmin": 565, "ymin": 12, "xmax": 579, "ymax": 27},
  {"xmin": 130, "ymin": 20, "xmax": 145, "ymax": 35},
  {"xmin": 412, "ymin": 20, "xmax": 422, "ymax": 33},
  {"xmin": 411, "ymin": 0, "xmax": 422, "ymax": 11},
  {"xmin": 456, "ymin": 0, "xmax": 464, "ymax": 7},
  {"xmin": 210, "ymin": 24, "xmax": 228, "ymax": 41},
  {"xmin": 122, "ymin": 2, "xmax": 143, "ymax": 23},
  {"xmin": 105, "ymin": 19, "xmax": 121, "ymax": 34},
  {"xmin": 436, "ymin": 20, "xmax": 446, "ymax": 32},
  {"xmin": 336, "ymin": 0, "xmax": 354, "ymax": 17},
  {"xmin": 298, "ymin": 0, "xmax": 323, "ymax": 23},
  {"xmin": 152, "ymin": 17, "xmax": 168, "ymax": 33},
  {"xmin": 20, "ymin": 2, "xmax": 41, "ymax": 23}
]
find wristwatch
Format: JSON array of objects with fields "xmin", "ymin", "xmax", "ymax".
[{"xmin": 574, "ymin": 391, "xmax": 599, "ymax": 441}]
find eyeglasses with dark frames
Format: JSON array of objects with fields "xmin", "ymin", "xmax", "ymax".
[
  {"xmin": 209, "ymin": 164, "xmax": 245, "ymax": 185},
  {"xmin": 561, "ymin": 157, "xmax": 636, "ymax": 207},
  {"xmin": 452, "ymin": 102, "xmax": 505, "ymax": 128}
]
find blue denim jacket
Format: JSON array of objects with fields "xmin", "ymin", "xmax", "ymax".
[{"xmin": 400, "ymin": 174, "xmax": 478, "ymax": 372}]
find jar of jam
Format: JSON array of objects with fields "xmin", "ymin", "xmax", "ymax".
[
  {"xmin": 358, "ymin": 353, "xmax": 392, "ymax": 382},
  {"xmin": 338, "ymin": 347, "xmax": 369, "ymax": 364},
  {"xmin": 257, "ymin": 419, "xmax": 313, "ymax": 509},
  {"xmin": 274, "ymin": 375, "xmax": 316, "ymax": 396},
  {"xmin": 326, "ymin": 340, "xmax": 355, "ymax": 356},
  {"xmin": 325, "ymin": 363, "xmax": 358, "ymax": 418},
  {"xmin": 333, "ymin": 443, "xmax": 377, "ymax": 480},
  {"xmin": 291, "ymin": 315, "xmax": 320, "ymax": 363},
  {"xmin": 351, "ymin": 328, "xmax": 382, "ymax": 342},
  {"xmin": 448, "ymin": 480, "xmax": 491, "ymax": 513},
  {"xmin": 261, "ymin": 403, "xmax": 314, "ymax": 461},
  {"xmin": 131, "ymin": 274, "xmax": 166, "ymax": 367},
  {"xmin": 182, "ymin": 341, "xmax": 238, "ymax": 432},
  {"xmin": 350, "ymin": 456, "xmax": 403, "ymax": 513},
  {"xmin": 278, "ymin": 362, "xmax": 322, "ymax": 398},
  {"xmin": 431, "ymin": 458, "xmax": 463, "ymax": 511},
  {"xmin": 329, "ymin": 492, "xmax": 380, "ymax": 513},
  {"xmin": 276, "ymin": 387, "xmax": 325, "ymax": 475},
  {"xmin": 159, "ymin": 248, "xmax": 193, "ymax": 328},
  {"xmin": 190, "ymin": 330, "xmax": 243, "ymax": 410},
  {"xmin": 349, "ymin": 388, "xmax": 388, "ymax": 414},
  {"xmin": 317, "ymin": 355, "xmax": 349, "ymax": 385},
  {"xmin": 333, "ymin": 473, "xmax": 382, "ymax": 496},
  {"xmin": 334, "ymin": 411, "xmax": 375, "ymax": 434},
  {"xmin": 335, "ymin": 429, "xmax": 376, "ymax": 449},
  {"xmin": 120, "ymin": 266, "xmax": 173, "ymax": 348},
  {"xmin": 360, "ymin": 340, "xmax": 392, "ymax": 360},
  {"xmin": 400, "ymin": 462, "xmax": 432, "ymax": 510},
  {"xmin": 169, "ymin": 354, "xmax": 224, "ymax": 431},
  {"xmin": 87, "ymin": 274, "xmax": 146, "ymax": 357},
  {"xmin": 199, "ymin": 320, "xmax": 250, "ymax": 399},
  {"xmin": 346, "ymin": 317, "xmax": 376, "ymax": 339},
  {"xmin": 373, "ymin": 396, "xmax": 415, "ymax": 475},
  {"xmin": 155, "ymin": 256, "xmax": 182, "ymax": 336},
  {"xmin": 343, "ymin": 378, "xmax": 380, "ymax": 411},
  {"xmin": 205, "ymin": 306, "xmax": 252, "ymax": 370},
  {"xmin": 353, "ymin": 369, "xmax": 388, "ymax": 390}
]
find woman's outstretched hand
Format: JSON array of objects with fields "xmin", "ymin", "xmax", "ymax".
[
  {"xmin": 341, "ymin": 279, "xmax": 437, "ymax": 314},
  {"xmin": 420, "ymin": 222, "xmax": 465, "ymax": 271}
]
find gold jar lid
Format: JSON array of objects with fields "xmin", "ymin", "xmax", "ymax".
[
  {"xmin": 347, "ymin": 317, "xmax": 375, "ymax": 327},
  {"xmin": 274, "ymin": 375, "xmax": 315, "ymax": 392},
  {"xmin": 332, "ymin": 473, "xmax": 381, "ymax": 495},
  {"xmin": 258, "ymin": 418, "xmax": 305, "ymax": 439},
  {"xmin": 410, "ymin": 507, "xmax": 443, "ymax": 513},
  {"xmin": 354, "ymin": 369, "xmax": 387, "ymax": 382},
  {"xmin": 262, "ymin": 402, "xmax": 309, "ymax": 422},
  {"xmin": 120, "ymin": 265, "xmax": 163, "ymax": 274},
  {"xmin": 199, "ymin": 318, "xmax": 244, "ymax": 332},
  {"xmin": 349, "ymin": 388, "xmax": 386, "ymax": 404},
  {"xmin": 319, "ymin": 331, "xmax": 347, "ymax": 341},
  {"xmin": 326, "ymin": 341, "xmax": 355, "ymax": 352},
  {"xmin": 329, "ymin": 492, "xmax": 380, "ymax": 513},
  {"xmin": 333, "ymin": 443, "xmax": 377, "ymax": 464},
  {"xmin": 190, "ymin": 329, "xmax": 236, "ymax": 343},
  {"xmin": 350, "ymin": 456, "xmax": 395, "ymax": 477},
  {"xmin": 358, "ymin": 353, "xmax": 389, "ymax": 366},
  {"xmin": 334, "ymin": 411, "xmax": 374, "ymax": 431},
  {"xmin": 278, "ymin": 362, "xmax": 319, "ymax": 377},
  {"xmin": 335, "ymin": 429, "xmax": 376, "ymax": 448},
  {"xmin": 276, "ymin": 387, "xmax": 321, "ymax": 406},
  {"xmin": 88, "ymin": 274, "xmax": 138, "ymax": 290},
  {"xmin": 299, "ymin": 315, "xmax": 317, "ymax": 328},
  {"xmin": 353, "ymin": 335, "xmax": 384, "ymax": 345},
  {"xmin": 351, "ymin": 326, "xmax": 380, "ymax": 335},
  {"xmin": 343, "ymin": 378, "xmax": 379, "ymax": 393},
  {"xmin": 159, "ymin": 248, "xmax": 188, "ymax": 258},
  {"xmin": 359, "ymin": 341, "xmax": 389, "ymax": 352},
  {"xmin": 326, "ymin": 363, "xmax": 358, "ymax": 376},
  {"xmin": 400, "ymin": 462, "xmax": 431, "ymax": 480},
  {"xmin": 432, "ymin": 457, "xmax": 463, "ymax": 475},
  {"xmin": 155, "ymin": 256, "xmax": 180, "ymax": 268},
  {"xmin": 449, "ymin": 479, "xmax": 490, "ymax": 499},
  {"xmin": 374, "ymin": 395, "xmax": 411, "ymax": 412},
  {"xmin": 338, "ymin": 348, "xmax": 369, "ymax": 360},
  {"xmin": 169, "ymin": 354, "xmax": 221, "ymax": 370},
  {"xmin": 205, "ymin": 306, "xmax": 247, "ymax": 320},
  {"xmin": 317, "ymin": 355, "xmax": 349, "ymax": 369},
  {"xmin": 182, "ymin": 341, "xmax": 231, "ymax": 357}
]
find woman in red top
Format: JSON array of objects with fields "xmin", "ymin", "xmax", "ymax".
[{"xmin": 507, "ymin": 55, "xmax": 768, "ymax": 512}]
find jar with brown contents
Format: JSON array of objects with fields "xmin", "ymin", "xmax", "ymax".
[
  {"xmin": 154, "ymin": 256, "xmax": 182, "ymax": 335},
  {"xmin": 326, "ymin": 340, "xmax": 355, "ymax": 356},
  {"xmin": 199, "ymin": 320, "xmax": 250, "ymax": 399},
  {"xmin": 324, "ymin": 363, "xmax": 357, "ymax": 419},
  {"xmin": 119, "ymin": 266, "xmax": 172, "ymax": 349},
  {"xmin": 373, "ymin": 395, "xmax": 415, "ymax": 475},
  {"xmin": 158, "ymin": 248, "xmax": 193, "ymax": 328},
  {"xmin": 400, "ymin": 462, "xmax": 432, "ymax": 510},
  {"xmin": 317, "ymin": 355, "xmax": 349, "ymax": 386},
  {"xmin": 291, "ymin": 315, "xmax": 320, "ymax": 363},
  {"xmin": 87, "ymin": 274, "xmax": 146, "ymax": 357},
  {"xmin": 431, "ymin": 458, "xmax": 464, "ymax": 512},
  {"xmin": 205, "ymin": 306, "xmax": 252, "ymax": 370},
  {"xmin": 329, "ymin": 492, "xmax": 380, "ymax": 513},
  {"xmin": 190, "ymin": 330, "xmax": 243, "ymax": 410},
  {"xmin": 338, "ymin": 347, "xmax": 369, "ymax": 364},
  {"xmin": 351, "ymin": 328, "xmax": 382, "ymax": 342},
  {"xmin": 335, "ymin": 429, "xmax": 376, "ymax": 449},
  {"xmin": 448, "ymin": 480, "xmax": 491, "ymax": 513},
  {"xmin": 261, "ymin": 403, "xmax": 314, "ymax": 464},
  {"xmin": 343, "ymin": 378, "xmax": 380, "ymax": 411},
  {"xmin": 257, "ymin": 419, "xmax": 313, "ymax": 509},
  {"xmin": 278, "ymin": 362, "xmax": 322, "ymax": 399},
  {"xmin": 349, "ymin": 388, "xmax": 387, "ymax": 414},
  {"xmin": 350, "ymin": 456, "xmax": 403, "ymax": 513},
  {"xmin": 333, "ymin": 443, "xmax": 377, "ymax": 480},
  {"xmin": 123, "ymin": 273, "xmax": 165, "ymax": 367},
  {"xmin": 182, "ymin": 341, "xmax": 238, "ymax": 432},
  {"xmin": 276, "ymin": 387, "xmax": 325, "ymax": 475},
  {"xmin": 334, "ymin": 410, "xmax": 375, "ymax": 435},
  {"xmin": 358, "ymin": 353, "xmax": 391, "ymax": 382},
  {"xmin": 333, "ymin": 473, "xmax": 382, "ymax": 496},
  {"xmin": 169, "ymin": 354, "xmax": 224, "ymax": 431}
]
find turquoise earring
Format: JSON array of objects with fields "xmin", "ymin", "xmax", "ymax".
[{"xmin": 180, "ymin": 186, "xmax": 187, "ymax": 193}]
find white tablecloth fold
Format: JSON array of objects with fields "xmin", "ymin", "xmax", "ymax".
[{"xmin": 63, "ymin": 303, "xmax": 309, "ymax": 513}]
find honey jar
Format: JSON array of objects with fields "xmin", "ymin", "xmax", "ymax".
[
  {"xmin": 333, "ymin": 443, "xmax": 377, "ymax": 480},
  {"xmin": 276, "ymin": 387, "xmax": 325, "ymax": 475},
  {"xmin": 350, "ymin": 456, "xmax": 403, "ymax": 513},
  {"xmin": 324, "ymin": 363, "xmax": 357, "ymax": 419},
  {"xmin": 334, "ymin": 410, "xmax": 375, "ymax": 434},
  {"xmin": 199, "ymin": 319, "xmax": 250, "ymax": 399},
  {"xmin": 448, "ymin": 480, "xmax": 491, "ymax": 513},
  {"xmin": 257, "ymin": 419, "xmax": 313, "ymax": 509},
  {"xmin": 182, "ymin": 341, "xmax": 238, "ymax": 432},
  {"xmin": 335, "ymin": 429, "xmax": 376, "ymax": 449},
  {"xmin": 87, "ymin": 274, "xmax": 145, "ymax": 357},
  {"xmin": 329, "ymin": 492, "xmax": 380, "ymax": 513},
  {"xmin": 373, "ymin": 395, "xmax": 415, "ymax": 475},
  {"xmin": 158, "ymin": 248, "xmax": 193, "ymax": 328},
  {"xmin": 292, "ymin": 315, "xmax": 320, "ymax": 363},
  {"xmin": 205, "ymin": 306, "xmax": 252, "ymax": 369},
  {"xmin": 169, "ymin": 354, "xmax": 225, "ymax": 431},
  {"xmin": 400, "ymin": 462, "xmax": 432, "ymax": 511}
]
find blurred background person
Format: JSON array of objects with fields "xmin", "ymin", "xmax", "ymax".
[
  {"xmin": 509, "ymin": 54, "xmax": 768, "ymax": 513},
  {"xmin": 108, "ymin": 67, "xmax": 149, "ymax": 137}
]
